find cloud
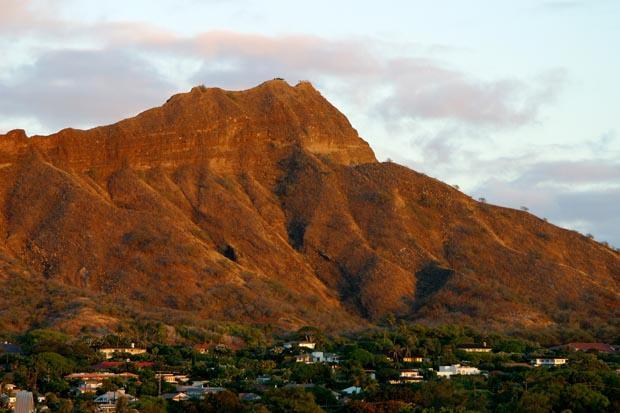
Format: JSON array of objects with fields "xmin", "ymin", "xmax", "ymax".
[
  {"xmin": 0, "ymin": 49, "xmax": 176, "ymax": 131},
  {"xmin": 470, "ymin": 157, "xmax": 620, "ymax": 246},
  {"xmin": 380, "ymin": 61, "xmax": 565, "ymax": 126},
  {"xmin": 1, "ymin": 23, "xmax": 564, "ymax": 133},
  {"xmin": 515, "ymin": 160, "xmax": 620, "ymax": 186}
]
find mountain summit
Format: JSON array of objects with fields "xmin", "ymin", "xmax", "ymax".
[{"xmin": 0, "ymin": 80, "xmax": 617, "ymax": 334}]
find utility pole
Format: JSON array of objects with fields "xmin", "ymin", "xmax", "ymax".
[{"xmin": 158, "ymin": 371, "xmax": 162, "ymax": 397}]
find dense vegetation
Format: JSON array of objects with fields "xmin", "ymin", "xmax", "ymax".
[{"xmin": 1, "ymin": 322, "xmax": 618, "ymax": 412}]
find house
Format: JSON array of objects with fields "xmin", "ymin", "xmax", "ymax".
[
  {"xmin": 299, "ymin": 341, "xmax": 316, "ymax": 350},
  {"xmin": 341, "ymin": 386, "xmax": 362, "ymax": 395},
  {"xmin": 311, "ymin": 351, "xmax": 340, "ymax": 363},
  {"xmin": 65, "ymin": 372, "xmax": 140, "ymax": 393},
  {"xmin": 403, "ymin": 356, "xmax": 424, "ymax": 363},
  {"xmin": 99, "ymin": 343, "xmax": 147, "ymax": 359},
  {"xmin": 295, "ymin": 351, "xmax": 339, "ymax": 364},
  {"xmin": 284, "ymin": 341, "xmax": 316, "ymax": 350},
  {"xmin": 163, "ymin": 392, "xmax": 190, "ymax": 402},
  {"xmin": 156, "ymin": 373, "xmax": 189, "ymax": 384},
  {"xmin": 1, "ymin": 383, "xmax": 17, "ymax": 392},
  {"xmin": 256, "ymin": 374, "xmax": 271, "ymax": 384},
  {"xmin": 94, "ymin": 389, "xmax": 136, "ymax": 405},
  {"xmin": 437, "ymin": 364, "xmax": 481, "ymax": 378},
  {"xmin": 389, "ymin": 369, "xmax": 424, "ymax": 384},
  {"xmin": 295, "ymin": 353, "xmax": 314, "ymax": 364},
  {"xmin": 284, "ymin": 383, "xmax": 316, "ymax": 389},
  {"xmin": 92, "ymin": 361, "xmax": 125, "ymax": 370},
  {"xmin": 194, "ymin": 344, "xmax": 210, "ymax": 354},
  {"xmin": 458, "ymin": 343, "xmax": 492, "ymax": 353},
  {"xmin": 531, "ymin": 357, "xmax": 568, "ymax": 367},
  {"xmin": 175, "ymin": 385, "xmax": 225, "ymax": 399}
]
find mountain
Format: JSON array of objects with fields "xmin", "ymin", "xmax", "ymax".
[{"xmin": 0, "ymin": 79, "xmax": 617, "ymax": 336}]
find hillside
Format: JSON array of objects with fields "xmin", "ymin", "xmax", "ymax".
[{"xmin": 0, "ymin": 79, "xmax": 617, "ymax": 336}]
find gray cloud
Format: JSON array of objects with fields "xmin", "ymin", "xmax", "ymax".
[
  {"xmin": 0, "ymin": 49, "xmax": 176, "ymax": 131},
  {"xmin": 1, "ymin": 25, "xmax": 564, "ymax": 133},
  {"xmin": 470, "ymin": 157, "xmax": 620, "ymax": 246},
  {"xmin": 380, "ymin": 61, "xmax": 565, "ymax": 126}
]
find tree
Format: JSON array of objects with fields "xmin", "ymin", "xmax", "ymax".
[
  {"xmin": 562, "ymin": 383, "xmax": 609, "ymax": 413},
  {"xmin": 57, "ymin": 399, "xmax": 74, "ymax": 413},
  {"xmin": 266, "ymin": 387, "xmax": 324, "ymax": 413},
  {"xmin": 115, "ymin": 396, "xmax": 130, "ymax": 413},
  {"xmin": 138, "ymin": 397, "xmax": 166, "ymax": 413},
  {"xmin": 515, "ymin": 391, "xmax": 551, "ymax": 413},
  {"xmin": 208, "ymin": 390, "xmax": 243, "ymax": 413}
]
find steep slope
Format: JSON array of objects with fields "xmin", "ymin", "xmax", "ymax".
[{"xmin": 0, "ymin": 80, "xmax": 617, "ymax": 335}]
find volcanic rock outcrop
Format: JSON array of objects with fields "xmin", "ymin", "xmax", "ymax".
[{"xmin": 0, "ymin": 79, "xmax": 617, "ymax": 334}]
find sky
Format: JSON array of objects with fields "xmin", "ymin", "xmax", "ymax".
[{"xmin": 1, "ymin": 0, "xmax": 619, "ymax": 246}]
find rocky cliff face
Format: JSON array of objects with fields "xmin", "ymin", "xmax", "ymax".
[{"xmin": 0, "ymin": 80, "xmax": 617, "ymax": 334}]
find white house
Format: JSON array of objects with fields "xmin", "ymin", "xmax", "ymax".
[
  {"xmin": 296, "ymin": 351, "xmax": 339, "ymax": 364},
  {"xmin": 437, "ymin": 364, "xmax": 481, "ymax": 378},
  {"xmin": 299, "ymin": 341, "xmax": 316, "ymax": 350},
  {"xmin": 284, "ymin": 341, "xmax": 316, "ymax": 350},
  {"xmin": 389, "ymin": 369, "xmax": 424, "ymax": 384},
  {"xmin": 530, "ymin": 357, "xmax": 568, "ymax": 367},
  {"xmin": 311, "ymin": 351, "xmax": 340, "ymax": 363}
]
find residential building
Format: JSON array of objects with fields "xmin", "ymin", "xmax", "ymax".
[
  {"xmin": 311, "ymin": 351, "xmax": 340, "ymax": 363},
  {"xmin": 389, "ymin": 369, "xmax": 424, "ymax": 384},
  {"xmin": 403, "ymin": 356, "xmax": 424, "ymax": 363},
  {"xmin": 99, "ymin": 343, "xmax": 147, "ymax": 359},
  {"xmin": 175, "ymin": 385, "xmax": 225, "ymax": 399},
  {"xmin": 163, "ymin": 392, "xmax": 190, "ymax": 402},
  {"xmin": 284, "ymin": 341, "xmax": 316, "ymax": 350},
  {"xmin": 437, "ymin": 364, "xmax": 481, "ymax": 378},
  {"xmin": 531, "ymin": 357, "xmax": 568, "ymax": 367},
  {"xmin": 295, "ymin": 353, "xmax": 313, "ymax": 364},
  {"xmin": 65, "ymin": 372, "xmax": 139, "ymax": 393},
  {"xmin": 256, "ymin": 374, "xmax": 271, "ymax": 384},
  {"xmin": 458, "ymin": 342, "xmax": 492, "ymax": 353},
  {"xmin": 156, "ymin": 373, "xmax": 189, "ymax": 384},
  {"xmin": 295, "ymin": 351, "xmax": 339, "ymax": 364},
  {"xmin": 94, "ymin": 389, "xmax": 136, "ymax": 412}
]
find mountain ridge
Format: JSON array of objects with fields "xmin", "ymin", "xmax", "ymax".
[{"xmin": 0, "ymin": 80, "xmax": 617, "ymax": 336}]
